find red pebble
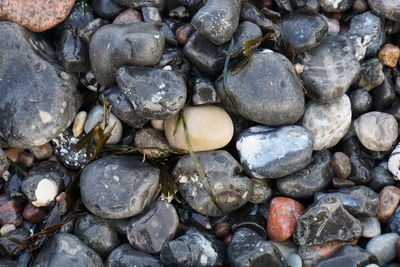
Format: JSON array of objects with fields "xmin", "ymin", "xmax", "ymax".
[
  {"xmin": 175, "ymin": 24, "xmax": 195, "ymax": 45},
  {"xmin": 377, "ymin": 186, "xmax": 400, "ymax": 222},
  {"xmin": 113, "ymin": 9, "xmax": 143, "ymax": 24},
  {"xmin": 0, "ymin": 194, "xmax": 22, "ymax": 227},
  {"xmin": 267, "ymin": 197, "xmax": 305, "ymax": 241},
  {"xmin": 23, "ymin": 203, "xmax": 47, "ymax": 223},
  {"xmin": 223, "ymin": 233, "xmax": 233, "ymax": 246}
]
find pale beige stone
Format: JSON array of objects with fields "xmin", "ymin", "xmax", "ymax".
[
  {"xmin": 29, "ymin": 143, "xmax": 52, "ymax": 160},
  {"xmin": 354, "ymin": 111, "xmax": 398, "ymax": 151},
  {"xmin": 72, "ymin": 111, "xmax": 88, "ymax": 137},
  {"xmin": 164, "ymin": 106, "xmax": 234, "ymax": 152},
  {"xmin": 151, "ymin": 119, "xmax": 164, "ymax": 131},
  {"xmin": 0, "ymin": 224, "xmax": 16, "ymax": 235}
]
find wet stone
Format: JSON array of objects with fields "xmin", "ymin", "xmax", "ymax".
[
  {"xmin": 216, "ymin": 50, "xmax": 305, "ymax": 126},
  {"xmin": 249, "ymin": 178, "xmax": 272, "ymax": 204},
  {"xmin": 371, "ymin": 72, "xmax": 396, "ymax": 110},
  {"xmin": 277, "ymin": 150, "xmax": 333, "ymax": 198},
  {"xmin": 356, "ymin": 58, "xmax": 385, "ymax": 91},
  {"xmin": 134, "ymin": 127, "xmax": 172, "ymax": 158},
  {"xmin": 74, "ymin": 214, "xmax": 120, "ymax": 258},
  {"xmin": 142, "ymin": 6, "xmax": 162, "ymax": 27},
  {"xmin": 57, "ymin": 29, "xmax": 90, "ymax": 73},
  {"xmin": 173, "ymin": 150, "xmax": 252, "ymax": 217},
  {"xmin": 331, "ymin": 152, "xmax": 351, "ymax": 179},
  {"xmin": 298, "ymin": 34, "xmax": 360, "ymax": 103},
  {"xmin": 80, "ymin": 155, "xmax": 160, "ymax": 219},
  {"xmin": 361, "ymin": 216, "xmax": 381, "ymax": 238},
  {"xmin": 0, "ymin": 222, "xmax": 31, "ymax": 257},
  {"xmin": 0, "ymin": 22, "xmax": 80, "ymax": 148},
  {"xmin": 33, "ymin": 233, "xmax": 103, "ymax": 267},
  {"xmin": 91, "ymin": 0, "xmax": 124, "ymax": 19},
  {"xmin": 293, "ymin": 195, "xmax": 362, "ymax": 246},
  {"xmin": 240, "ymin": 2, "xmax": 276, "ymax": 33},
  {"xmin": 22, "ymin": 203, "xmax": 47, "ymax": 224},
  {"xmin": 192, "ymin": 77, "xmax": 220, "ymax": 106},
  {"xmin": 388, "ymin": 143, "xmax": 400, "ymax": 180},
  {"xmin": 228, "ymin": 228, "xmax": 287, "ymax": 267},
  {"xmin": 291, "ymin": 0, "xmax": 320, "ymax": 11},
  {"xmin": 0, "ymin": 195, "xmax": 22, "ymax": 227},
  {"xmin": 89, "ymin": 22, "xmax": 164, "ymax": 86},
  {"xmin": 332, "ymin": 177, "xmax": 356, "ymax": 189},
  {"xmin": 229, "ymin": 21, "xmax": 263, "ymax": 58},
  {"xmin": 388, "ymin": 206, "xmax": 400, "ymax": 234},
  {"xmin": 127, "ymin": 201, "xmax": 179, "ymax": 254},
  {"xmin": 366, "ymin": 233, "xmax": 400, "ymax": 266},
  {"xmin": 230, "ymin": 214, "xmax": 267, "ymax": 239},
  {"xmin": 349, "ymin": 89, "xmax": 373, "ymax": 118},
  {"xmin": 175, "ymin": 23, "xmax": 195, "ymax": 45},
  {"xmin": 113, "ymin": 8, "xmax": 143, "ymax": 24},
  {"xmin": 282, "ymin": 12, "xmax": 328, "ymax": 53},
  {"xmin": 316, "ymin": 245, "xmax": 378, "ymax": 267},
  {"xmin": 161, "ymin": 228, "xmax": 227, "ymax": 266},
  {"xmin": 315, "ymin": 186, "xmax": 379, "ymax": 217},
  {"xmin": 106, "ymin": 244, "xmax": 163, "ymax": 267},
  {"xmin": 191, "ymin": 0, "xmax": 241, "ymax": 45},
  {"xmin": 236, "ymin": 125, "xmax": 313, "ymax": 179},
  {"xmin": 369, "ymin": 166, "xmax": 395, "ymax": 191}
]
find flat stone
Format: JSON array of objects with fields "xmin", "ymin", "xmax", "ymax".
[
  {"xmin": 277, "ymin": 150, "xmax": 333, "ymax": 198},
  {"xmin": 298, "ymin": 34, "xmax": 360, "ymax": 103},
  {"xmin": 173, "ymin": 150, "xmax": 252, "ymax": 217},
  {"xmin": 293, "ymin": 195, "xmax": 362, "ymax": 246},
  {"xmin": 216, "ymin": 50, "xmax": 305, "ymax": 126},
  {"xmin": 237, "ymin": 125, "xmax": 313, "ymax": 179},
  {"xmin": 302, "ymin": 94, "xmax": 352, "ymax": 151},
  {"xmin": 80, "ymin": 155, "xmax": 159, "ymax": 219},
  {"xmin": 106, "ymin": 244, "xmax": 163, "ymax": 266},
  {"xmin": 354, "ymin": 112, "xmax": 398, "ymax": 151},
  {"xmin": 2, "ymin": 0, "xmax": 76, "ymax": 32}
]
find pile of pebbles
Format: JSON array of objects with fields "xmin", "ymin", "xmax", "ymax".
[{"xmin": 1, "ymin": 0, "xmax": 400, "ymax": 266}]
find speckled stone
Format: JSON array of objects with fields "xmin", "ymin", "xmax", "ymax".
[
  {"xmin": 302, "ymin": 94, "xmax": 352, "ymax": 151},
  {"xmin": 330, "ymin": 152, "xmax": 351, "ymax": 179},
  {"xmin": 2, "ymin": 0, "xmax": 76, "ymax": 32},
  {"xmin": 379, "ymin": 44, "xmax": 400, "ymax": 68}
]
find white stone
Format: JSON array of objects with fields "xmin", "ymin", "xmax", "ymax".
[
  {"xmin": 354, "ymin": 111, "xmax": 398, "ymax": 151},
  {"xmin": 72, "ymin": 111, "xmax": 87, "ymax": 137},
  {"xmin": 388, "ymin": 142, "xmax": 400, "ymax": 180},
  {"xmin": 32, "ymin": 179, "xmax": 58, "ymax": 207},
  {"xmin": 302, "ymin": 94, "xmax": 352, "ymax": 150},
  {"xmin": 84, "ymin": 105, "xmax": 123, "ymax": 145},
  {"xmin": 151, "ymin": 119, "xmax": 164, "ymax": 131},
  {"xmin": 0, "ymin": 224, "xmax": 16, "ymax": 235},
  {"xmin": 360, "ymin": 217, "xmax": 381, "ymax": 238}
]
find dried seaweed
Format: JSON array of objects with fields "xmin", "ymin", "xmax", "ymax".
[{"xmin": 154, "ymin": 161, "xmax": 180, "ymax": 203}]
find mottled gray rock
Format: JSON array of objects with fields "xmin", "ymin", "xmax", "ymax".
[
  {"xmin": 33, "ymin": 233, "xmax": 103, "ymax": 267},
  {"xmin": 298, "ymin": 34, "xmax": 360, "ymax": 103},
  {"xmin": 249, "ymin": 178, "xmax": 272, "ymax": 204},
  {"xmin": 349, "ymin": 89, "xmax": 372, "ymax": 118},
  {"xmin": 191, "ymin": 0, "xmax": 241, "ymax": 45},
  {"xmin": 161, "ymin": 228, "xmax": 226, "ymax": 266},
  {"xmin": 142, "ymin": 6, "xmax": 162, "ymax": 26},
  {"xmin": 0, "ymin": 149, "xmax": 9, "ymax": 177},
  {"xmin": 282, "ymin": 13, "xmax": 328, "ymax": 53},
  {"xmin": 80, "ymin": 155, "xmax": 160, "ymax": 219},
  {"xmin": 84, "ymin": 105, "xmax": 123, "ymax": 145},
  {"xmin": 112, "ymin": 0, "xmax": 165, "ymax": 10},
  {"xmin": 315, "ymin": 186, "xmax": 379, "ymax": 217},
  {"xmin": 74, "ymin": 214, "xmax": 120, "ymax": 258},
  {"xmin": 360, "ymin": 217, "xmax": 381, "ymax": 238},
  {"xmin": 356, "ymin": 58, "xmax": 385, "ymax": 91},
  {"xmin": 354, "ymin": 112, "xmax": 398, "ymax": 151},
  {"xmin": 293, "ymin": 195, "xmax": 362, "ymax": 246},
  {"xmin": 0, "ymin": 22, "xmax": 79, "ymax": 148},
  {"xmin": 228, "ymin": 228, "xmax": 287, "ymax": 267},
  {"xmin": 115, "ymin": 66, "xmax": 187, "ymax": 120},
  {"xmin": 345, "ymin": 12, "xmax": 383, "ymax": 60},
  {"xmin": 302, "ymin": 94, "xmax": 352, "ymax": 151},
  {"xmin": 277, "ymin": 150, "xmax": 333, "ymax": 198},
  {"xmin": 21, "ymin": 160, "xmax": 70, "ymax": 207},
  {"xmin": 230, "ymin": 21, "xmax": 263, "ymax": 57},
  {"xmin": 106, "ymin": 244, "xmax": 163, "ymax": 267},
  {"xmin": 89, "ymin": 23, "xmax": 164, "ymax": 86},
  {"xmin": 173, "ymin": 150, "xmax": 252, "ymax": 217},
  {"xmin": 127, "ymin": 201, "xmax": 178, "ymax": 254},
  {"xmin": 366, "ymin": 233, "xmax": 400, "ymax": 265},
  {"xmin": 237, "ymin": 125, "xmax": 313, "ymax": 179},
  {"xmin": 216, "ymin": 50, "xmax": 305, "ymax": 125},
  {"xmin": 192, "ymin": 77, "xmax": 220, "ymax": 105},
  {"xmin": 319, "ymin": 0, "xmax": 352, "ymax": 12},
  {"xmin": 368, "ymin": 0, "xmax": 400, "ymax": 22},
  {"xmin": 240, "ymin": 2, "xmax": 277, "ymax": 32}
]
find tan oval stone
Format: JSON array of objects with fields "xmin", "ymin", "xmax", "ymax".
[
  {"xmin": 151, "ymin": 119, "xmax": 164, "ymax": 131},
  {"xmin": 164, "ymin": 106, "xmax": 234, "ymax": 152},
  {"xmin": 379, "ymin": 43, "xmax": 400, "ymax": 68},
  {"xmin": 72, "ymin": 111, "xmax": 87, "ymax": 137},
  {"xmin": 2, "ymin": 0, "xmax": 76, "ymax": 32},
  {"xmin": 354, "ymin": 111, "xmax": 398, "ymax": 151}
]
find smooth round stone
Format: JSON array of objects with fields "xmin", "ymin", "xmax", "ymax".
[
  {"xmin": 277, "ymin": 150, "xmax": 333, "ymax": 198},
  {"xmin": 191, "ymin": 0, "xmax": 241, "ymax": 45},
  {"xmin": 349, "ymin": 89, "xmax": 373, "ymax": 118},
  {"xmin": 237, "ymin": 125, "xmax": 313, "ymax": 179},
  {"xmin": 267, "ymin": 197, "xmax": 305, "ymax": 242},
  {"xmin": 330, "ymin": 152, "xmax": 351, "ymax": 179},
  {"xmin": 106, "ymin": 244, "xmax": 163, "ymax": 267},
  {"xmin": 302, "ymin": 94, "xmax": 352, "ymax": 151},
  {"xmin": 173, "ymin": 150, "xmax": 252, "ymax": 217},
  {"xmin": 113, "ymin": 8, "xmax": 143, "ymax": 24},
  {"xmin": 84, "ymin": 105, "xmax": 123, "ymax": 145},
  {"xmin": 282, "ymin": 13, "xmax": 328, "ymax": 53},
  {"xmin": 354, "ymin": 112, "xmax": 398, "ymax": 151},
  {"xmin": 319, "ymin": 0, "xmax": 352, "ymax": 12},
  {"xmin": 360, "ymin": 217, "xmax": 381, "ymax": 238},
  {"xmin": 33, "ymin": 233, "xmax": 103, "ymax": 267},
  {"xmin": 377, "ymin": 186, "xmax": 400, "ymax": 222},
  {"xmin": 164, "ymin": 106, "xmax": 234, "ymax": 152},
  {"xmin": 0, "ymin": 22, "xmax": 79, "ymax": 148},
  {"xmin": 72, "ymin": 111, "xmax": 87, "ymax": 137},
  {"xmin": 366, "ymin": 233, "xmax": 400, "ymax": 266},
  {"xmin": 368, "ymin": 0, "xmax": 400, "ymax": 22},
  {"xmin": 89, "ymin": 22, "xmax": 164, "ymax": 86},
  {"xmin": 80, "ymin": 155, "xmax": 160, "ymax": 219},
  {"xmin": 2, "ymin": 0, "xmax": 76, "ymax": 32},
  {"xmin": 22, "ymin": 203, "xmax": 47, "ymax": 224},
  {"xmin": 298, "ymin": 34, "xmax": 360, "ymax": 103},
  {"xmin": 127, "ymin": 201, "xmax": 179, "ymax": 254},
  {"xmin": 74, "ymin": 214, "xmax": 120, "ymax": 258},
  {"xmin": 216, "ymin": 49, "xmax": 305, "ymax": 126},
  {"xmin": 0, "ymin": 224, "xmax": 16, "ymax": 236}
]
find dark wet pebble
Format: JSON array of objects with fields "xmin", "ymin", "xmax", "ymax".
[
  {"xmin": 368, "ymin": 166, "xmax": 395, "ymax": 191},
  {"xmin": 349, "ymin": 88, "xmax": 373, "ymax": 118},
  {"xmin": 106, "ymin": 244, "xmax": 163, "ymax": 267},
  {"xmin": 91, "ymin": 0, "xmax": 124, "ymax": 19},
  {"xmin": 0, "ymin": 222, "xmax": 32, "ymax": 257},
  {"xmin": 57, "ymin": 29, "xmax": 90, "ymax": 73},
  {"xmin": 316, "ymin": 245, "xmax": 378, "ymax": 267},
  {"xmin": 356, "ymin": 58, "xmax": 385, "ymax": 91},
  {"xmin": 192, "ymin": 77, "xmax": 220, "ymax": 106},
  {"xmin": 0, "ymin": 195, "xmax": 22, "ymax": 227}
]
